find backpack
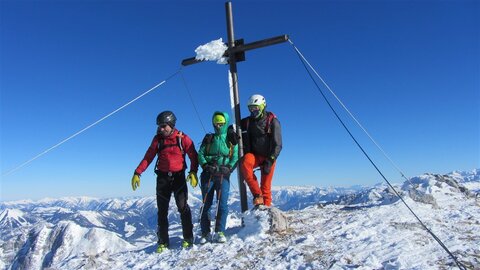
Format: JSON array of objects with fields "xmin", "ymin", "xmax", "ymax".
[
  {"xmin": 201, "ymin": 128, "xmax": 235, "ymax": 159},
  {"xmin": 155, "ymin": 131, "xmax": 186, "ymax": 170},
  {"xmin": 157, "ymin": 131, "xmax": 184, "ymax": 154},
  {"xmin": 242, "ymin": 112, "xmax": 277, "ymax": 135}
]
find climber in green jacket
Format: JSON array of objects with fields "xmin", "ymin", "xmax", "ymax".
[{"xmin": 197, "ymin": 111, "xmax": 238, "ymax": 244}]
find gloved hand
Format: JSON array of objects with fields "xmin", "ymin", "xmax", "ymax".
[
  {"xmin": 131, "ymin": 174, "xmax": 140, "ymax": 191},
  {"xmin": 219, "ymin": 165, "xmax": 231, "ymax": 175},
  {"xmin": 202, "ymin": 164, "xmax": 217, "ymax": 174},
  {"xmin": 227, "ymin": 125, "xmax": 239, "ymax": 145},
  {"xmin": 262, "ymin": 157, "xmax": 275, "ymax": 174},
  {"xmin": 187, "ymin": 171, "xmax": 198, "ymax": 188}
]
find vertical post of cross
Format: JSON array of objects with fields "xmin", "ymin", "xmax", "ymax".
[{"xmin": 225, "ymin": 1, "xmax": 249, "ymax": 213}]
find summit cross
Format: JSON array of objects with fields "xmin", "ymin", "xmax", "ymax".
[{"xmin": 182, "ymin": 1, "xmax": 288, "ymax": 212}]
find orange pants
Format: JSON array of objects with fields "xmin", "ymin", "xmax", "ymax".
[{"xmin": 240, "ymin": 153, "xmax": 276, "ymax": 206}]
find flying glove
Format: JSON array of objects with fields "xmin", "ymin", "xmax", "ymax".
[
  {"xmin": 219, "ymin": 165, "xmax": 231, "ymax": 175},
  {"xmin": 131, "ymin": 174, "xmax": 140, "ymax": 191},
  {"xmin": 262, "ymin": 156, "xmax": 275, "ymax": 174},
  {"xmin": 187, "ymin": 171, "xmax": 198, "ymax": 188}
]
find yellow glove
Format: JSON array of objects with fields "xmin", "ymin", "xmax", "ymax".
[
  {"xmin": 187, "ymin": 172, "xmax": 198, "ymax": 188},
  {"xmin": 131, "ymin": 174, "xmax": 140, "ymax": 191}
]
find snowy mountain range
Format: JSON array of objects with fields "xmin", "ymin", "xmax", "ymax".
[{"xmin": 1, "ymin": 169, "xmax": 479, "ymax": 269}]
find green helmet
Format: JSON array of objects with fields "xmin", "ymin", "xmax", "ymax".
[
  {"xmin": 212, "ymin": 112, "xmax": 229, "ymax": 135},
  {"xmin": 213, "ymin": 114, "xmax": 226, "ymax": 125}
]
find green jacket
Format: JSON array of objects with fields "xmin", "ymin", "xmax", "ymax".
[{"xmin": 198, "ymin": 111, "xmax": 239, "ymax": 169}]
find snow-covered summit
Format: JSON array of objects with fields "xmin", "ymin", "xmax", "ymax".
[
  {"xmin": 0, "ymin": 169, "xmax": 478, "ymax": 269},
  {"xmin": 0, "ymin": 208, "xmax": 30, "ymax": 230}
]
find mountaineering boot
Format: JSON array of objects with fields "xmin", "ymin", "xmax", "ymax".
[
  {"xmin": 199, "ymin": 233, "xmax": 209, "ymax": 244},
  {"xmin": 182, "ymin": 238, "xmax": 194, "ymax": 249},
  {"xmin": 216, "ymin": 232, "xmax": 227, "ymax": 243},
  {"xmin": 253, "ymin": 195, "xmax": 264, "ymax": 206},
  {"xmin": 156, "ymin": 243, "xmax": 168, "ymax": 253}
]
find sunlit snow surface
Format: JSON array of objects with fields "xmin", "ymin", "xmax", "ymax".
[{"xmin": 1, "ymin": 169, "xmax": 479, "ymax": 269}]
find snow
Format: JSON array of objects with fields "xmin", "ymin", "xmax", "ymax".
[
  {"xmin": 0, "ymin": 169, "xmax": 479, "ymax": 269},
  {"xmin": 0, "ymin": 208, "xmax": 24, "ymax": 220},
  {"xmin": 125, "ymin": 222, "xmax": 136, "ymax": 237},
  {"xmin": 0, "ymin": 208, "xmax": 29, "ymax": 229},
  {"xmin": 237, "ymin": 209, "xmax": 270, "ymax": 241},
  {"xmin": 195, "ymin": 38, "xmax": 228, "ymax": 64},
  {"xmin": 451, "ymin": 169, "xmax": 480, "ymax": 192}
]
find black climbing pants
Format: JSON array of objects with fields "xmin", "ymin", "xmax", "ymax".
[{"xmin": 155, "ymin": 170, "xmax": 193, "ymax": 246}]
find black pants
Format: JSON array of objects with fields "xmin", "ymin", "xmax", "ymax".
[{"xmin": 155, "ymin": 170, "xmax": 193, "ymax": 246}]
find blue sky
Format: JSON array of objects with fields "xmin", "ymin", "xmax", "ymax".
[{"xmin": 1, "ymin": 0, "xmax": 478, "ymax": 201}]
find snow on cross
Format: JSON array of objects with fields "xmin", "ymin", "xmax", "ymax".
[{"xmin": 194, "ymin": 38, "xmax": 228, "ymax": 64}]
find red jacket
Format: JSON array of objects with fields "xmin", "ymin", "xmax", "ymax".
[{"xmin": 135, "ymin": 129, "xmax": 198, "ymax": 175}]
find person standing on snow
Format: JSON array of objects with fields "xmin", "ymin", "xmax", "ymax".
[
  {"xmin": 240, "ymin": 94, "xmax": 282, "ymax": 207},
  {"xmin": 131, "ymin": 110, "xmax": 199, "ymax": 253},
  {"xmin": 198, "ymin": 112, "xmax": 238, "ymax": 244}
]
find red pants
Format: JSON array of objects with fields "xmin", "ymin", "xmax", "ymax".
[{"xmin": 240, "ymin": 153, "xmax": 276, "ymax": 206}]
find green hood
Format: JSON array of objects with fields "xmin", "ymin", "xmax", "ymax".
[{"xmin": 212, "ymin": 111, "xmax": 229, "ymax": 135}]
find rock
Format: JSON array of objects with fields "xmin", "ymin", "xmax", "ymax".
[
  {"xmin": 254, "ymin": 206, "xmax": 289, "ymax": 233},
  {"xmin": 408, "ymin": 188, "xmax": 438, "ymax": 208}
]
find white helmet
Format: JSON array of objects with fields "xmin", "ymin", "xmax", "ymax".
[{"xmin": 247, "ymin": 94, "xmax": 266, "ymax": 107}]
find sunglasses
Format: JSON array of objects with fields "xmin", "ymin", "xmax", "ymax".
[
  {"xmin": 248, "ymin": 105, "xmax": 260, "ymax": 112},
  {"xmin": 159, "ymin": 124, "xmax": 169, "ymax": 129},
  {"xmin": 214, "ymin": 122, "xmax": 225, "ymax": 127}
]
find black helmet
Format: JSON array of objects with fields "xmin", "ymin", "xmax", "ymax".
[{"xmin": 156, "ymin": 111, "xmax": 176, "ymax": 127}]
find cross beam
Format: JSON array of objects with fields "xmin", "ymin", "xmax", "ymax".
[
  {"xmin": 181, "ymin": 35, "xmax": 289, "ymax": 66},
  {"xmin": 181, "ymin": 1, "xmax": 288, "ymax": 212}
]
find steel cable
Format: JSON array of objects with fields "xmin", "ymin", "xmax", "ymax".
[
  {"xmin": 288, "ymin": 39, "xmax": 466, "ymax": 270},
  {"xmin": 2, "ymin": 69, "xmax": 181, "ymax": 177}
]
